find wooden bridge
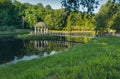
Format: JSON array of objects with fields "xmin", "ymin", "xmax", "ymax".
[
  {"xmin": 30, "ymin": 30, "xmax": 96, "ymax": 38},
  {"xmin": 31, "ymin": 22, "xmax": 95, "ymax": 38}
]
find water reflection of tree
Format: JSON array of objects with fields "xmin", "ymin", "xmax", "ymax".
[
  {"xmin": 30, "ymin": 40, "xmax": 75, "ymax": 54},
  {"xmin": 0, "ymin": 37, "xmax": 24, "ymax": 64},
  {"xmin": 66, "ymin": 37, "xmax": 91, "ymax": 43},
  {"xmin": 46, "ymin": 41, "xmax": 68, "ymax": 54},
  {"xmin": 23, "ymin": 40, "xmax": 42, "ymax": 55},
  {"xmin": 0, "ymin": 37, "xmax": 81, "ymax": 64}
]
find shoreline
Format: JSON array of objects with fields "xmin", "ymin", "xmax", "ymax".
[{"xmin": 0, "ymin": 36, "xmax": 120, "ymax": 79}]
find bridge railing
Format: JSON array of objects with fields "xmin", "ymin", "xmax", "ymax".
[
  {"xmin": 30, "ymin": 30, "xmax": 96, "ymax": 37},
  {"xmin": 48, "ymin": 30, "xmax": 95, "ymax": 37}
]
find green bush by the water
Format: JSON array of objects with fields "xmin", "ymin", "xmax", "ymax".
[
  {"xmin": 0, "ymin": 36, "xmax": 120, "ymax": 79},
  {"xmin": 0, "ymin": 26, "xmax": 16, "ymax": 31},
  {"xmin": 18, "ymin": 34, "xmax": 65, "ymax": 40}
]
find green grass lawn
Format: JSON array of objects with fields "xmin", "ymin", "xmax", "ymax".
[{"xmin": 0, "ymin": 36, "xmax": 120, "ymax": 79}]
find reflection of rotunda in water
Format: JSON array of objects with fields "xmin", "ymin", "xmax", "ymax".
[
  {"xmin": 34, "ymin": 40, "xmax": 48, "ymax": 51},
  {"xmin": 32, "ymin": 40, "xmax": 76, "ymax": 52}
]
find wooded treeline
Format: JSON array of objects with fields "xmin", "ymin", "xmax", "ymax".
[{"xmin": 0, "ymin": 0, "xmax": 120, "ymax": 33}]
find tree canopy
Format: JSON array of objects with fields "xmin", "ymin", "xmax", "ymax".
[
  {"xmin": 0, "ymin": 0, "xmax": 120, "ymax": 33},
  {"xmin": 0, "ymin": 0, "xmax": 96, "ymax": 31},
  {"xmin": 61, "ymin": 0, "xmax": 120, "ymax": 13},
  {"xmin": 95, "ymin": 0, "xmax": 120, "ymax": 34},
  {"xmin": 0, "ymin": 0, "xmax": 12, "ymax": 10},
  {"xmin": 61, "ymin": 0, "xmax": 99, "ymax": 13}
]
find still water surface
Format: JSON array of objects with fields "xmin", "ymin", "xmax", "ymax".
[{"xmin": 0, "ymin": 36, "xmax": 82, "ymax": 65}]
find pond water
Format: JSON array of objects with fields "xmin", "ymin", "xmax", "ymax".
[{"xmin": 0, "ymin": 36, "xmax": 88, "ymax": 65}]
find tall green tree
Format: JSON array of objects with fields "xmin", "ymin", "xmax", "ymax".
[
  {"xmin": 95, "ymin": 0, "xmax": 120, "ymax": 34},
  {"xmin": 66, "ymin": 12, "xmax": 82, "ymax": 30},
  {"xmin": 35, "ymin": 3, "xmax": 45, "ymax": 21},
  {"xmin": 44, "ymin": 9, "xmax": 66, "ymax": 30},
  {"xmin": 0, "ymin": 0, "xmax": 12, "ymax": 27},
  {"xmin": 66, "ymin": 12, "xmax": 95, "ymax": 31},
  {"xmin": 25, "ymin": 7, "xmax": 37, "ymax": 28},
  {"xmin": 111, "ymin": 4, "xmax": 120, "ymax": 32},
  {"xmin": 0, "ymin": 0, "xmax": 12, "ymax": 10}
]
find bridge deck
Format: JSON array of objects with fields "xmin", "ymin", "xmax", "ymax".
[{"xmin": 30, "ymin": 31, "xmax": 96, "ymax": 38}]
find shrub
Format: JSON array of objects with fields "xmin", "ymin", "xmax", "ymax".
[{"xmin": 0, "ymin": 26, "xmax": 16, "ymax": 31}]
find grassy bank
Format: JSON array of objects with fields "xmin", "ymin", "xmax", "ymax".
[
  {"xmin": 0, "ymin": 29, "xmax": 30, "ymax": 36},
  {"xmin": 18, "ymin": 34, "xmax": 91, "ymax": 43},
  {"xmin": 18, "ymin": 34, "xmax": 65, "ymax": 40},
  {"xmin": 0, "ymin": 36, "xmax": 120, "ymax": 79}
]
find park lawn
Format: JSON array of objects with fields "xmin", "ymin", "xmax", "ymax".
[{"xmin": 0, "ymin": 36, "xmax": 120, "ymax": 79}]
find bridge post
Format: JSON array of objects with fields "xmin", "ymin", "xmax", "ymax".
[{"xmin": 35, "ymin": 27, "xmax": 37, "ymax": 34}]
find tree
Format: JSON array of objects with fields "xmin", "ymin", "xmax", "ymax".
[
  {"xmin": 45, "ymin": 5, "xmax": 52, "ymax": 11},
  {"xmin": 44, "ymin": 14, "xmax": 54, "ymax": 29},
  {"xmin": 61, "ymin": 0, "xmax": 99, "ymax": 13},
  {"xmin": 111, "ymin": 3, "xmax": 120, "ymax": 32},
  {"xmin": 25, "ymin": 7, "xmax": 37, "ymax": 28},
  {"xmin": 0, "ymin": 0, "xmax": 12, "ymax": 10},
  {"xmin": 61, "ymin": 0, "xmax": 80, "ymax": 12},
  {"xmin": 66, "ymin": 12, "xmax": 82, "ymax": 31},
  {"xmin": 44, "ymin": 9, "xmax": 66, "ymax": 30},
  {"xmin": 81, "ymin": 13, "xmax": 95, "ymax": 31},
  {"xmin": 111, "ymin": 0, "xmax": 120, "ymax": 3},
  {"xmin": 61, "ymin": 0, "xmax": 120, "ymax": 13},
  {"xmin": 0, "ymin": 11, "xmax": 9, "ymax": 26},
  {"xmin": 10, "ymin": 0, "xmax": 24, "ymax": 28},
  {"xmin": 0, "ymin": 0, "xmax": 12, "ymax": 27},
  {"xmin": 23, "ymin": 3, "xmax": 45, "ymax": 28},
  {"xmin": 95, "ymin": 0, "xmax": 120, "ymax": 34},
  {"xmin": 34, "ymin": 3, "xmax": 46, "ymax": 21},
  {"xmin": 66, "ymin": 12, "xmax": 95, "ymax": 31}
]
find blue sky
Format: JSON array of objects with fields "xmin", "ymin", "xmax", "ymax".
[
  {"xmin": 17, "ymin": 0, "xmax": 61, "ymax": 9},
  {"xmin": 16, "ymin": 0, "xmax": 108, "ymax": 13}
]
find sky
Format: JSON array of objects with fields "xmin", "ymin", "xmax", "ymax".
[
  {"xmin": 17, "ymin": 0, "xmax": 61, "ymax": 9},
  {"xmin": 16, "ymin": 0, "xmax": 108, "ymax": 13}
]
